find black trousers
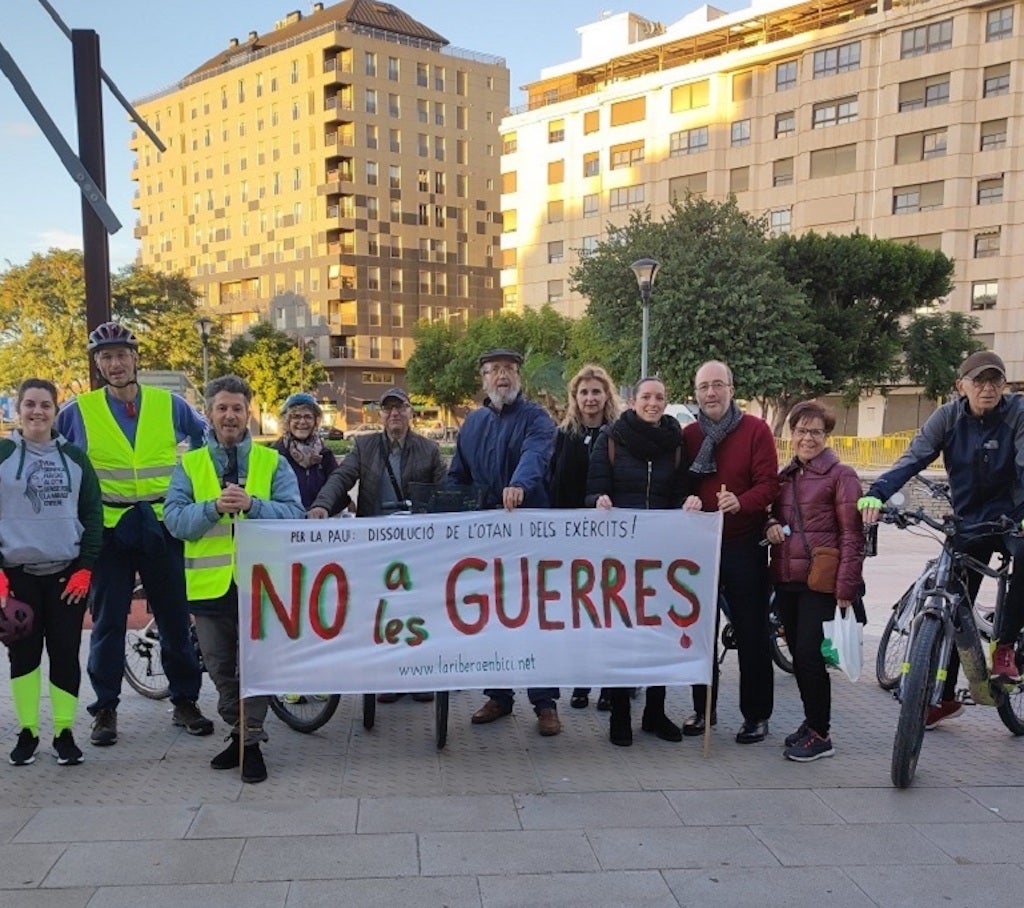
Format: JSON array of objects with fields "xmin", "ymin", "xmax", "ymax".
[
  {"xmin": 691, "ymin": 535, "xmax": 773, "ymax": 722},
  {"xmin": 774, "ymin": 587, "xmax": 835, "ymax": 737}
]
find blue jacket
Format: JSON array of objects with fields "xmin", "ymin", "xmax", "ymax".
[
  {"xmin": 447, "ymin": 392, "xmax": 556, "ymax": 509},
  {"xmin": 868, "ymin": 395, "xmax": 1024, "ymax": 526}
]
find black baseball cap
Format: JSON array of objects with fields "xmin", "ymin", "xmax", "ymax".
[{"xmin": 379, "ymin": 387, "xmax": 410, "ymax": 406}]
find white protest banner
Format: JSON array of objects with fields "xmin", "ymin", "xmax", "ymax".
[{"xmin": 236, "ymin": 508, "xmax": 722, "ymax": 696}]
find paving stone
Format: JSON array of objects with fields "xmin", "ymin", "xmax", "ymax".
[
  {"xmin": 357, "ymin": 794, "xmax": 518, "ymax": 833},
  {"xmin": 42, "ymin": 839, "xmax": 243, "ymax": 887},
  {"xmin": 235, "ymin": 833, "xmax": 417, "ymax": 880},
  {"xmin": 289, "ymin": 876, "xmax": 481, "ymax": 907},
  {"xmin": 86, "ymin": 882, "xmax": 288, "ymax": 908},
  {"xmin": 481, "ymin": 869, "xmax": 678, "ymax": 907}
]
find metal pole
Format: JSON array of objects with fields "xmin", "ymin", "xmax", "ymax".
[
  {"xmin": 201, "ymin": 342, "xmax": 210, "ymax": 391},
  {"xmin": 73, "ymin": 29, "xmax": 112, "ymax": 390},
  {"xmin": 640, "ymin": 297, "xmax": 650, "ymax": 379}
]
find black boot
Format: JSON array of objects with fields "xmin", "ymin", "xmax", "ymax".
[
  {"xmin": 210, "ymin": 733, "xmax": 241, "ymax": 770},
  {"xmin": 641, "ymin": 686, "xmax": 682, "ymax": 742},
  {"xmin": 608, "ymin": 689, "xmax": 633, "ymax": 746}
]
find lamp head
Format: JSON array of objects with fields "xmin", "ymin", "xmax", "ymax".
[
  {"xmin": 630, "ymin": 258, "xmax": 660, "ymax": 301},
  {"xmin": 195, "ymin": 316, "xmax": 215, "ymax": 342}
]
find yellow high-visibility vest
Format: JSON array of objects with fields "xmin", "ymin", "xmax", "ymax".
[
  {"xmin": 180, "ymin": 443, "xmax": 277, "ymax": 601},
  {"xmin": 77, "ymin": 386, "xmax": 178, "ymax": 527}
]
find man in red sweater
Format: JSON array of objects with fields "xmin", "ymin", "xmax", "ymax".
[{"xmin": 682, "ymin": 360, "xmax": 779, "ymax": 743}]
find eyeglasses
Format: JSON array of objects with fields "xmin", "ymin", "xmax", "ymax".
[
  {"xmin": 695, "ymin": 380, "xmax": 731, "ymax": 394},
  {"xmin": 381, "ymin": 403, "xmax": 409, "ymax": 414},
  {"xmin": 289, "ymin": 413, "xmax": 315, "ymax": 422},
  {"xmin": 970, "ymin": 374, "xmax": 1005, "ymax": 389},
  {"xmin": 793, "ymin": 427, "xmax": 826, "ymax": 439},
  {"xmin": 482, "ymin": 364, "xmax": 519, "ymax": 377}
]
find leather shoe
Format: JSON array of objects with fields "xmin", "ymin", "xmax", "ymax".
[
  {"xmin": 537, "ymin": 708, "xmax": 562, "ymax": 736},
  {"xmin": 681, "ymin": 711, "xmax": 717, "ymax": 737},
  {"xmin": 570, "ymin": 689, "xmax": 589, "ymax": 709},
  {"xmin": 736, "ymin": 719, "xmax": 769, "ymax": 744},
  {"xmin": 471, "ymin": 699, "xmax": 513, "ymax": 724},
  {"xmin": 641, "ymin": 711, "xmax": 683, "ymax": 742},
  {"xmin": 411, "ymin": 692, "xmax": 435, "ymax": 703},
  {"xmin": 596, "ymin": 691, "xmax": 612, "ymax": 711},
  {"xmin": 376, "ymin": 693, "xmax": 402, "ymax": 703},
  {"xmin": 210, "ymin": 734, "xmax": 240, "ymax": 770}
]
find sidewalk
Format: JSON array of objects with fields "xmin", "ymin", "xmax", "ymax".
[{"xmin": 2, "ymin": 524, "xmax": 1022, "ymax": 907}]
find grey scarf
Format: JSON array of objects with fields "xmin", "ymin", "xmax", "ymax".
[{"xmin": 690, "ymin": 401, "xmax": 743, "ymax": 474}]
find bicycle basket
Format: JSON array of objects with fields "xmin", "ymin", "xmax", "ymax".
[{"xmin": 407, "ymin": 482, "xmax": 482, "ymax": 513}]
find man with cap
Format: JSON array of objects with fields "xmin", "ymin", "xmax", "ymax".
[
  {"xmin": 308, "ymin": 386, "xmax": 445, "ymax": 704},
  {"xmin": 860, "ymin": 350, "xmax": 1024, "ymax": 727},
  {"xmin": 447, "ymin": 348, "xmax": 562, "ymax": 736}
]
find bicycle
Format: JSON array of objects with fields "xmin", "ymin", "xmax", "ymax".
[
  {"xmin": 719, "ymin": 598, "xmax": 794, "ymax": 674},
  {"xmin": 879, "ymin": 490, "xmax": 1024, "ymax": 789},
  {"xmin": 874, "ymin": 479, "xmax": 998, "ymax": 691}
]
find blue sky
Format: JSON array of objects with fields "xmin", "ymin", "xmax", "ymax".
[{"xmin": 1, "ymin": 0, "xmax": 744, "ymax": 271}]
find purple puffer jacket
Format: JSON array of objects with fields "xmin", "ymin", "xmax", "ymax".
[{"xmin": 769, "ymin": 447, "xmax": 864, "ymax": 602}]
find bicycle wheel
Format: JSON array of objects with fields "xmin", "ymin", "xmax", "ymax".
[
  {"xmin": 769, "ymin": 608, "xmax": 794, "ymax": 674},
  {"xmin": 891, "ymin": 614, "xmax": 943, "ymax": 789},
  {"xmin": 996, "ymin": 635, "xmax": 1024, "ymax": 736},
  {"xmin": 876, "ymin": 585, "xmax": 916, "ymax": 691},
  {"xmin": 362, "ymin": 693, "xmax": 376, "ymax": 730},
  {"xmin": 268, "ymin": 694, "xmax": 340, "ymax": 733},
  {"xmin": 434, "ymin": 690, "xmax": 449, "ymax": 749},
  {"xmin": 124, "ymin": 621, "xmax": 171, "ymax": 700}
]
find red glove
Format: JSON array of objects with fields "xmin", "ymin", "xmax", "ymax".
[
  {"xmin": 61, "ymin": 569, "xmax": 92, "ymax": 602},
  {"xmin": 0, "ymin": 569, "xmax": 8, "ymax": 599}
]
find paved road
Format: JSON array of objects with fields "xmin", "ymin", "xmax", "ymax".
[{"xmin": 1, "ymin": 524, "xmax": 1021, "ymax": 907}]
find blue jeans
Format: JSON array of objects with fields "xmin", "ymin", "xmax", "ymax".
[
  {"xmin": 484, "ymin": 688, "xmax": 560, "ymax": 714},
  {"xmin": 87, "ymin": 525, "xmax": 202, "ymax": 713}
]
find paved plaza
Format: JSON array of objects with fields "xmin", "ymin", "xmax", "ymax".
[{"xmin": 1, "ymin": 523, "xmax": 1022, "ymax": 907}]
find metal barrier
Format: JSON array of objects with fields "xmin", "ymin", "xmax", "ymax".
[{"xmin": 776, "ymin": 432, "xmax": 932, "ymax": 470}]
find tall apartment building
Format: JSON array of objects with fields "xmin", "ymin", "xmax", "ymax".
[
  {"xmin": 131, "ymin": 1, "xmax": 508, "ymax": 427},
  {"xmin": 500, "ymin": 0, "xmax": 1022, "ymax": 386}
]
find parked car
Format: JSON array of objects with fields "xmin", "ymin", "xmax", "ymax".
[
  {"xmin": 665, "ymin": 403, "xmax": 696, "ymax": 426},
  {"xmin": 319, "ymin": 426, "xmax": 344, "ymax": 440},
  {"xmin": 345, "ymin": 423, "xmax": 382, "ymax": 439}
]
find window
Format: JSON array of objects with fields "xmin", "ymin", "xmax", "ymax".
[
  {"xmin": 898, "ymin": 74, "xmax": 950, "ymax": 111},
  {"xmin": 369, "ymin": 337, "xmax": 380, "ymax": 360},
  {"xmin": 547, "ymin": 200, "xmax": 564, "ymax": 223},
  {"xmin": 366, "ymin": 161, "xmax": 378, "ymax": 186},
  {"xmin": 893, "ymin": 181, "xmax": 944, "ymax": 213},
  {"xmin": 899, "ymin": 233, "xmax": 943, "ymax": 252},
  {"xmin": 434, "ymin": 101, "xmax": 445, "ymax": 126},
  {"xmin": 366, "ymin": 124, "xmax": 378, "ymax": 149},
  {"xmin": 610, "ymin": 97, "xmax": 646, "ymax": 126},
  {"xmin": 547, "ymin": 240, "xmax": 564, "ymax": 264},
  {"xmin": 775, "ymin": 111, "xmax": 795, "ymax": 137},
  {"xmin": 417, "ymin": 134, "xmax": 428, "ymax": 157},
  {"xmin": 975, "ymin": 232, "xmax": 1000, "ymax": 258},
  {"xmin": 668, "ymin": 172, "xmax": 708, "ymax": 197},
  {"xmin": 812, "ymin": 96, "xmax": 858, "ymax": 128},
  {"xmin": 730, "ymin": 166, "xmax": 750, "ymax": 193},
  {"xmin": 732, "ymin": 71, "xmax": 753, "ymax": 102},
  {"xmin": 669, "ymin": 126, "xmax": 709, "ymax": 155},
  {"xmin": 984, "ymin": 63, "xmax": 1011, "ymax": 97},
  {"xmin": 971, "ymin": 281, "xmax": 998, "ymax": 310},
  {"xmin": 901, "ymin": 19, "xmax": 953, "ymax": 58},
  {"xmin": 365, "ymin": 89, "xmax": 377, "ymax": 114},
  {"xmin": 609, "ymin": 185, "xmax": 644, "ymax": 210},
  {"xmin": 776, "ymin": 60, "xmax": 797, "ymax": 91},
  {"xmin": 501, "ymin": 248, "xmax": 517, "ymax": 269},
  {"xmin": 388, "ymin": 56, "xmax": 399, "ymax": 80},
  {"xmin": 434, "ymin": 171, "xmax": 445, "ymax": 195},
  {"xmin": 502, "ymin": 131, "xmax": 517, "ymax": 153},
  {"xmin": 809, "ymin": 144, "xmax": 856, "ymax": 177},
  {"xmin": 731, "ymin": 119, "xmax": 751, "ymax": 146},
  {"xmin": 388, "ymin": 94, "xmax": 400, "ymax": 117},
  {"xmin": 987, "ymin": 7, "xmax": 1014, "ymax": 41},
  {"xmin": 548, "ymin": 119, "xmax": 565, "ymax": 143},
  {"xmin": 417, "ymin": 98, "xmax": 429, "ymax": 124},
  {"xmin": 583, "ymin": 109, "xmax": 599, "ymax": 134},
  {"xmin": 367, "ymin": 233, "xmax": 379, "ymax": 255},
  {"xmin": 583, "ymin": 151, "xmax": 600, "ymax": 177},
  {"xmin": 547, "ymin": 159, "xmax": 565, "ymax": 184},
  {"xmin": 813, "ymin": 41, "xmax": 860, "ymax": 78},
  {"xmin": 501, "ymin": 171, "xmax": 517, "ymax": 194},
  {"xmin": 434, "ymin": 66, "xmax": 445, "ymax": 91},
  {"xmin": 769, "ymin": 208, "xmax": 791, "ymax": 236},
  {"xmin": 580, "ymin": 235, "xmax": 599, "ymax": 259},
  {"xmin": 416, "ymin": 62, "xmax": 428, "ymax": 87},
  {"xmin": 773, "ymin": 157, "xmax": 794, "ymax": 186},
  {"xmin": 389, "ymin": 129, "xmax": 401, "ymax": 153},
  {"xmin": 610, "ymin": 140, "xmax": 645, "ymax": 169},
  {"xmin": 977, "ymin": 176, "xmax": 1004, "ymax": 204},
  {"xmin": 896, "ymin": 128, "xmax": 947, "ymax": 163},
  {"xmin": 670, "ymin": 80, "xmax": 710, "ymax": 112},
  {"xmin": 980, "ymin": 119, "xmax": 1007, "ymax": 150},
  {"xmin": 583, "ymin": 193, "xmax": 599, "ymax": 218},
  {"xmin": 389, "ymin": 199, "xmax": 401, "ymax": 222},
  {"xmin": 434, "ymin": 136, "xmax": 445, "ymax": 160},
  {"xmin": 389, "ymin": 165, "xmax": 401, "ymax": 189},
  {"xmin": 365, "ymin": 52, "xmax": 377, "ymax": 76},
  {"xmin": 547, "ymin": 280, "xmax": 564, "ymax": 303}
]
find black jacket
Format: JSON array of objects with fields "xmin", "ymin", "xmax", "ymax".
[{"xmin": 585, "ymin": 417, "xmax": 690, "ymax": 509}]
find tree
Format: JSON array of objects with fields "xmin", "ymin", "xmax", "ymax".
[
  {"xmin": 405, "ymin": 319, "xmax": 475, "ymax": 418},
  {"xmin": 770, "ymin": 231, "xmax": 955, "ymax": 400},
  {"xmin": 228, "ymin": 321, "xmax": 326, "ymax": 417},
  {"xmin": 570, "ymin": 196, "xmax": 821, "ymax": 425},
  {"xmin": 903, "ymin": 311, "xmax": 983, "ymax": 402}
]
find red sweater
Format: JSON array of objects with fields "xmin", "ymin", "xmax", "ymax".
[{"xmin": 683, "ymin": 414, "xmax": 780, "ymax": 541}]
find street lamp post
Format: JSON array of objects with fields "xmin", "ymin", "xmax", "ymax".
[
  {"xmin": 630, "ymin": 258, "xmax": 660, "ymax": 378},
  {"xmin": 194, "ymin": 316, "xmax": 214, "ymax": 393}
]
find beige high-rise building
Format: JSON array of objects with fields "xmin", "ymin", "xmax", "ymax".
[
  {"xmin": 500, "ymin": 0, "xmax": 1022, "ymax": 386},
  {"xmin": 131, "ymin": 1, "xmax": 508, "ymax": 427}
]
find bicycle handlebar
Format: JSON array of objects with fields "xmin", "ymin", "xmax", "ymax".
[{"xmin": 880, "ymin": 505, "xmax": 1018, "ymax": 540}]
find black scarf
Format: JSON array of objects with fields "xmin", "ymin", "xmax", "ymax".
[
  {"xmin": 610, "ymin": 410, "xmax": 682, "ymax": 461},
  {"xmin": 690, "ymin": 401, "xmax": 743, "ymax": 474}
]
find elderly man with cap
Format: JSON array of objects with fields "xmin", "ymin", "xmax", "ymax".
[
  {"xmin": 447, "ymin": 348, "xmax": 562, "ymax": 736},
  {"xmin": 308, "ymin": 386, "xmax": 445, "ymax": 704},
  {"xmin": 861, "ymin": 350, "xmax": 1024, "ymax": 727}
]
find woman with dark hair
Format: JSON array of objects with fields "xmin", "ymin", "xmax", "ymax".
[
  {"xmin": 550, "ymin": 365, "xmax": 623, "ymax": 711},
  {"xmin": 273, "ymin": 392, "xmax": 340, "ymax": 510},
  {"xmin": 585, "ymin": 376, "xmax": 691, "ymax": 746},
  {"xmin": 766, "ymin": 400, "xmax": 863, "ymax": 762},
  {"xmin": 0, "ymin": 379, "xmax": 103, "ymax": 766}
]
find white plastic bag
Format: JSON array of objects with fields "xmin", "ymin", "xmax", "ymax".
[{"xmin": 821, "ymin": 605, "xmax": 863, "ymax": 682}]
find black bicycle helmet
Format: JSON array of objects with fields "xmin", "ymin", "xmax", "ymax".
[
  {"xmin": 0, "ymin": 597, "xmax": 34, "ymax": 647},
  {"xmin": 87, "ymin": 321, "xmax": 139, "ymax": 353}
]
